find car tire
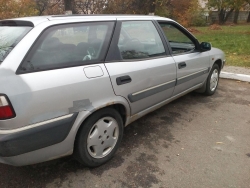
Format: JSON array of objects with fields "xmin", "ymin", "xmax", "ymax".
[
  {"xmin": 204, "ymin": 64, "xmax": 220, "ymax": 96},
  {"xmin": 74, "ymin": 108, "xmax": 123, "ymax": 167}
]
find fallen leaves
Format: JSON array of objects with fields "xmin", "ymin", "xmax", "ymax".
[
  {"xmin": 209, "ymin": 24, "xmax": 222, "ymax": 30},
  {"xmin": 187, "ymin": 27, "xmax": 202, "ymax": 34},
  {"xmin": 216, "ymin": 142, "xmax": 223, "ymax": 144}
]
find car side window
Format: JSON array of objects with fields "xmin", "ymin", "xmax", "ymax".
[
  {"xmin": 18, "ymin": 22, "xmax": 114, "ymax": 73},
  {"xmin": 117, "ymin": 21, "xmax": 166, "ymax": 60},
  {"xmin": 158, "ymin": 22, "xmax": 196, "ymax": 55}
]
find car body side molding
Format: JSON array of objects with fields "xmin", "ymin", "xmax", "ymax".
[
  {"xmin": 0, "ymin": 113, "xmax": 78, "ymax": 157},
  {"xmin": 177, "ymin": 67, "xmax": 210, "ymax": 86},
  {"xmin": 128, "ymin": 80, "xmax": 176, "ymax": 103}
]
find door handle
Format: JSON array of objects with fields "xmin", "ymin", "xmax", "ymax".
[
  {"xmin": 116, "ymin": 75, "xmax": 132, "ymax": 85},
  {"xmin": 178, "ymin": 62, "xmax": 186, "ymax": 69}
]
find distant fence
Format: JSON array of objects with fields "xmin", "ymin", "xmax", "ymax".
[{"xmin": 209, "ymin": 11, "xmax": 249, "ymax": 23}]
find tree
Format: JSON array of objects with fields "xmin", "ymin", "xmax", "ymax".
[
  {"xmin": 154, "ymin": 0, "xmax": 172, "ymax": 18},
  {"xmin": 74, "ymin": 0, "xmax": 106, "ymax": 14},
  {"xmin": 206, "ymin": 0, "xmax": 250, "ymax": 24},
  {"xmin": 148, "ymin": 0, "xmax": 156, "ymax": 14},
  {"xmin": 64, "ymin": 0, "xmax": 73, "ymax": 11},
  {"xmin": 102, "ymin": 0, "xmax": 204, "ymax": 26},
  {"xmin": 233, "ymin": 0, "xmax": 248, "ymax": 23},
  {"xmin": 206, "ymin": 0, "xmax": 235, "ymax": 24},
  {"xmin": 15, "ymin": 0, "xmax": 38, "ymax": 17},
  {"xmin": 0, "ymin": 0, "xmax": 37, "ymax": 20},
  {"xmin": 103, "ymin": 0, "xmax": 167, "ymax": 15},
  {"xmin": 34, "ymin": 0, "xmax": 62, "ymax": 16},
  {"xmin": 167, "ymin": 0, "xmax": 205, "ymax": 27},
  {"xmin": 102, "ymin": 0, "xmax": 129, "ymax": 14},
  {"xmin": 62, "ymin": 0, "xmax": 75, "ymax": 13},
  {"xmin": 170, "ymin": 0, "xmax": 195, "ymax": 26},
  {"xmin": 0, "ymin": 0, "xmax": 16, "ymax": 19},
  {"xmin": 245, "ymin": 1, "xmax": 250, "ymax": 22}
]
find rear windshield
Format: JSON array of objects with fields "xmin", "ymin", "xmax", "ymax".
[{"xmin": 0, "ymin": 27, "xmax": 32, "ymax": 62}]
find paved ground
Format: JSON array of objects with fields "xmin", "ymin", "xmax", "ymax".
[{"xmin": 0, "ymin": 79, "xmax": 249, "ymax": 188}]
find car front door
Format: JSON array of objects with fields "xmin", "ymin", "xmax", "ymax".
[
  {"xmin": 157, "ymin": 21, "xmax": 210, "ymax": 95},
  {"xmin": 105, "ymin": 20, "xmax": 177, "ymax": 115}
]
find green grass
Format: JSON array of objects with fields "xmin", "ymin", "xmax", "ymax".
[{"xmin": 193, "ymin": 25, "xmax": 250, "ymax": 67}]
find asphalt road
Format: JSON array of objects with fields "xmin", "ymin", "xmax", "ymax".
[{"xmin": 0, "ymin": 79, "xmax": 249, "ymax": 188}]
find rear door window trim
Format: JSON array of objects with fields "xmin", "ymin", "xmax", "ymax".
[{"xmin": 16, "ymin": 21, "xmax": 116, "ymax": 75}]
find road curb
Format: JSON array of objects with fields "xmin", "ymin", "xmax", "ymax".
[{"xmin": 220, "ymin": 71, "xmax": 250, "ymax": 82}]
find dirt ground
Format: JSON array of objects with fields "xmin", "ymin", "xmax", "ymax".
[{"xmin": 0, "ymin": 79, "xmax": 249, "ymax": 188}]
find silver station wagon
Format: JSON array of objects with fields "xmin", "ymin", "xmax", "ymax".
[{"xmin": 0, "ymin": 15, "xmax": 225, "ymax": 166}]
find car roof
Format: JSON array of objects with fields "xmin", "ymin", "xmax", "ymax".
[{"xmin": 2, "ymin": 15, "xmax": 172, "ymax": 27}]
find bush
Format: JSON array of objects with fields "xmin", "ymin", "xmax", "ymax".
[
  {"xmin": 155, "ymin": 6, "xmax": 171, "ymax": 18},
  {"xmin": 190, "ymin": 12, "xmax": 207, "ymax": 26}
]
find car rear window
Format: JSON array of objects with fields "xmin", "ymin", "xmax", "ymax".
[
  {"xmin": 17, "ymin": 22, "xmax": 115, "ymax": 73},
  {"xmin": 0, "ymin": 26, "xmax": 32, "ymax": 62}
]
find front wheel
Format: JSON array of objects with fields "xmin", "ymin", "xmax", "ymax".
[
  {"xmin": 74, "ymin": 108, "xmax": 123, "ymax": 167},
  {"xmin": 204, "ymin": 64, "xmax": 220, "ymax": 96}
]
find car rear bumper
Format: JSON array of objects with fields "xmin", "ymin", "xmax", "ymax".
[{"xmin": 0, "ymin": 113, "xmax": 78, "ymax": 166}]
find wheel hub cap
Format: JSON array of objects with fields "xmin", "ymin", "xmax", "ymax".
[
  {"xmin": 87, "ymin": 117, "xmax": 119, "ymax": 159},
  {"xmin": 210, "ymin": 69, "xmax": 219, "ymax": 92}
]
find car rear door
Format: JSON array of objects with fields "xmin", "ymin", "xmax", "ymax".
[
  {"xmin": 157, "ymin": 20, "xmax": 210, "ymax": 95},
  {"xmin": 105, "ymin": 19, "xmax": 177, "ymax": 115},
  {"xmin": 0, "ymin": 20, "xmax": 117, "ymax": 130}
]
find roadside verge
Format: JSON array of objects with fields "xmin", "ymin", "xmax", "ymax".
[{"xmin": 220, "ymin": 71, "xmax": 250, "ymax": 82}]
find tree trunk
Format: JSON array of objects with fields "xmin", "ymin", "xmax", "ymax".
[
  {"xmin": 233, "ymin": 9, "xmax": 239, "ymax": 24},
  {"xmin": 247, "ymin": 11, "xmax": 250, "ymax": 23},
  {"xmin": 64, "ymin": 0, "xmax": 78, "ymax": 14},
  {"xmin": 149, "ymin": 0, "xmax": 156, "ymax": 14},
  {"xmin": 224, "ymin": 8, "xmax": 234, "ymax": 23},
  {"xmin": 218, "ymin": 9, "xmax": 225, "ymax": 25},
  {"xmin": 64, "ymin": 0, "xmax": 72, "ymax": 11}
]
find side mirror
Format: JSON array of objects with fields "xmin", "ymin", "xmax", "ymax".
[{"xmin": 200, "ymin": 42, "xmax": 212, "ymax": 52}]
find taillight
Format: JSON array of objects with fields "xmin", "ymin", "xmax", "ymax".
[{"xmin": 0, "ymin": 95, "xmax": 16, "ymax": 120}]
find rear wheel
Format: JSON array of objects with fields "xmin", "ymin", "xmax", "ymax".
[
  {"xmin": 204, "ymin": 64, "xmax": 220, "ymax": 96},
  {"xmin": 74, "ymin": 108, "xmax": 123, "ymax": 167}
]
